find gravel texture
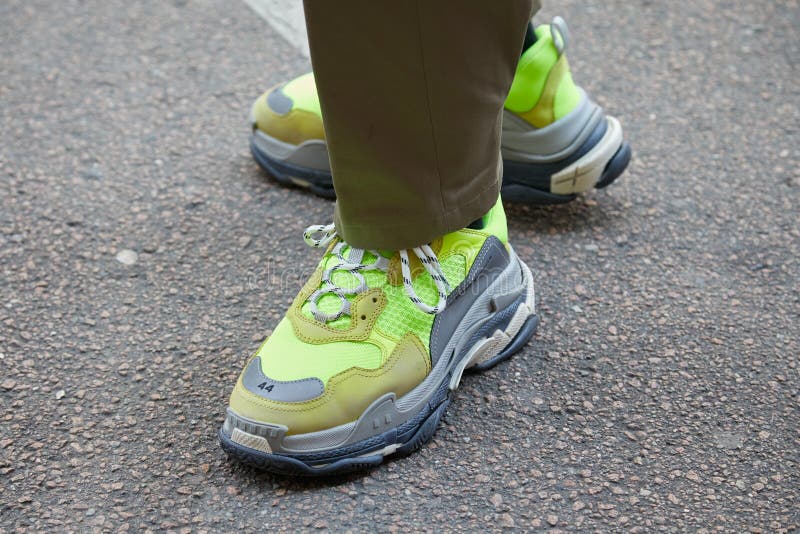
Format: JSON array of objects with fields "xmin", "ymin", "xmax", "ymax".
[{"xmin": 1, "ymin": 0, "xmax": 798, "ymax": 531}]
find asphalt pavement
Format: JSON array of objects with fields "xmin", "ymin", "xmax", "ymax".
[{"xmin": 1, "ymin": 0, "xmax": 798, "ymax": 531}]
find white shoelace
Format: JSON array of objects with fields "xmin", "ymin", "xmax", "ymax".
[{"xmin": 302, "ymin": 223, "xmax": 451, "ymax": 323}]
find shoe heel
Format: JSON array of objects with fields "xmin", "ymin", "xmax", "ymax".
[
  {"xmin": 467, "ymin": 257, "xmax": 538, "ymax": 372},
  {"xmin": 448, "ymin": 255, "xmax": 538, "ymax": 390},
  {"xmin": 469, "ymin": 314, "xmax": 539, "ymax": 372},
  {"xmin": 596, "ymin": 141, "xmax": 631, "ymax": 189},
  {"xmin": 550, "ymin": 116, "xmax": 624, "ymax": 195}
]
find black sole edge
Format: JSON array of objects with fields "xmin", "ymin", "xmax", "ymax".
[
  {"xmin": 251, "ymin": 136, "xmax": 631, "ymax": 206},
  {"xmin": 219, "ymin": 313, "xmax": 538, "ymax": 477},
  {"xmin": 250, "ymin": 137, "xmax": 336, "ymax": 199},
  {"xmin": 596, "ymin": 141, "xmax": 631, "ymax": 189}
]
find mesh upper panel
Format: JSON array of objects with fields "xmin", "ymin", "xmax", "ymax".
[
  {"xmin": 300, "ymin": 246, "xmax": 467, "ymax": 348},
  {"xmin": 376, "ymin": 254, "xmax": 466, "ymax": 350}
]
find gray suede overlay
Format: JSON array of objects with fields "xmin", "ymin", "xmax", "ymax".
[{"xmin": 242, "ymin": 355, "xmax": 324, "ymax": 402}]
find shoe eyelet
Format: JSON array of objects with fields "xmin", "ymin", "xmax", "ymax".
[
  {"xmin": 372, "ymin": 297, "xmax": 377, "ymax": 303},
  {"xmin": 360, "ymin": 315, "xmax": 366, "ymax": 320}
]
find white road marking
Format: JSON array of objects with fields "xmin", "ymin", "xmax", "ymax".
[{"xmin": 242, "ymin": 0, "xmax": 309, "ymax": 57}]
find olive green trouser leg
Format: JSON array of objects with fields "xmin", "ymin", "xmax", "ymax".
[{"xmin": 303, "ymin": 0, "xmax": 539, "ymax": 250}]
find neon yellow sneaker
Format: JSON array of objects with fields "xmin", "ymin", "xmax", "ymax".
[
  {"xmin": 219, "ymin": 199, "xmax": 538, "ymax": 475},
  {"xmin": 250, "ymin": 17, "xmax": 630, "ymax": 205}
]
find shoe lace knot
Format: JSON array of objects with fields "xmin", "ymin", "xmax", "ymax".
[{"xmin": 302, "ymin": 223, "xmax": 451, "ymax": 323}]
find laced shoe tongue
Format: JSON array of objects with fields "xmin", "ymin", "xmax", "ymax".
[
  {"xmin": 301, "ymin": 223, "xmax": 452, "ymax": 326},
  {"xmin": 326, "ymin": 247, "xmax": 385, "ymax": 294},
  {"xmin": 304, "ymin": 241, "xmax": 390, "ymax": 327}
]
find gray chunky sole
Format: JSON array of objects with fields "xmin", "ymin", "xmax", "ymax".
[
  {"xmin": 249, "ymin": 90, "xmax": 629, "ymax": 205},
  {"xmin": 219, "ymin": 247, "xmax": 537, "ymax": 476},
  {"xmin": 250, "ymin": 131, "xmax": 335, "ymax": 199}
]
